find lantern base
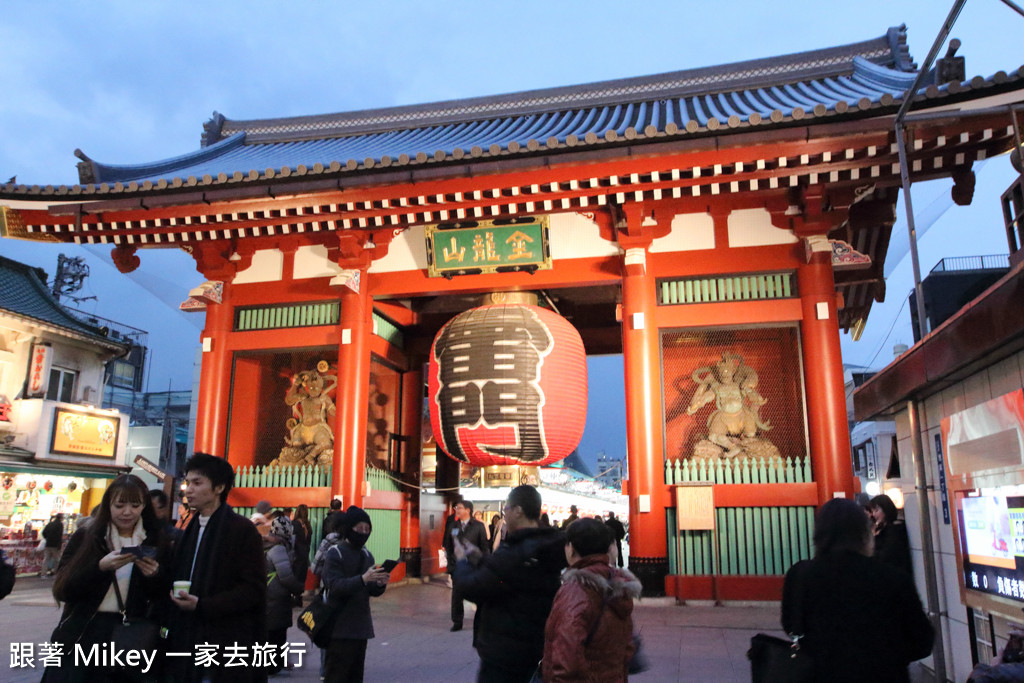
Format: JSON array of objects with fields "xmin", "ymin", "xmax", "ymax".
[
  {"xmin": 481, "ymin": 465, "xmax": 541, "ymax": 488},
  {"xmin": 629, "ymin": 556, "xmax": 669, "ymax": 597}
]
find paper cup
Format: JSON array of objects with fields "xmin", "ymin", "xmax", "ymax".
[{"xmin": 173, "ymin": 580, "xmax": 191, "ymax": 595}]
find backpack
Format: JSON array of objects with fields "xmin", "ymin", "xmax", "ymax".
[
  {"xmin": 0, "ymin": 550, "xmax": 15, "ymax": 599},
  {"xmin": 312, "ymin": 534, "xmax": 340, "ymax": 576}
]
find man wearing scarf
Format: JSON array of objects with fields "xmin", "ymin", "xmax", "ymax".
[{"xmin": 165, "ymin": 453, "xmax": 268, "ymax": 683}]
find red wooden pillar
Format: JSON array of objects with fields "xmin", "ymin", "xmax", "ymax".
[
  {"xmin": 400, "ymin": 365, "xmax": 423, "ymax": 575},
  {"xmin": 618, "ymin": 205, "xmax": 670, "ymax": 596},
  {"xmin": 190, "ymin": 246, "xmax": 249, "ymax": 458},
  {"xmin": 798, "ymin": 250, "xmax": 854, "ymax": 502},
  {"xmin": 331, "ymin": 241, "xmax": 373, "ymax": 508}
]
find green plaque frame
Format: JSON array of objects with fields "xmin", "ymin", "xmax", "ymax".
[{"xmin": 425, "ymin": 217, "xmax": 551, "ymax": 278}]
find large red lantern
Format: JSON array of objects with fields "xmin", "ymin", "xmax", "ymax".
[{"xmin": 427, "ymin": 304, "xmax": 587, "ymax": 467}]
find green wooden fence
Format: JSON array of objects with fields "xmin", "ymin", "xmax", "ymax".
[
  {"xmin": 234, "ymin": 505, "xmax": 330, "ymax": 564},
  {"xmin": 234, "ymin": 301, "xmax": 341, "ymax": 331},
  {"xmin": 366, "ymin": 509, "xmax": 402, "ymax": 566},
  {"xmin": 659, "ymin": 273, "xmax": 796, "ymax": 305},
  {"xmin": 232, "ymin": 464, "xmax": 404, "ymax": 565},
  {"xmin": 665, "ymin": 455, "xmax": 812, "ymax": 485},
  {"xmin": 364, "ymin": 466, "xmax": 403, "ymax": 494},
  {"xmin": 667, "ymin": 505, "xmax": 814, "ymax": 576}
]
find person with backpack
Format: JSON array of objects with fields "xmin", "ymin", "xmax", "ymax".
[
  {"xmin": 320, "ymin": 505, "xmax": 390, "ymax": 683},
  {"xmin": 265, "ymin": 515, "xmax": 304, "ymax": 675}
]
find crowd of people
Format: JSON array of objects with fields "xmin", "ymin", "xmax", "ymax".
[{"xmin": 29, "ymin": 449, "xmax": 959, "ymax": 683}]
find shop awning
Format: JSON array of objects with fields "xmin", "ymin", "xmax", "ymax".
[{"xmin": 0, "ymin": 455, "xmax": 129, "ymax": 479}]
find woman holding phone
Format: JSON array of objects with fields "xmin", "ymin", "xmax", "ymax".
[{"xmin": 42, "ymin": 474, "xmax": 169, "ymax": 682}]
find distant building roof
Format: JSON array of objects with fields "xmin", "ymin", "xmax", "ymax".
[
  {"xmin": 7, "ymin": 24, "xmax": 1019, "ymax": 199},
  {"xmin": 0, "ymin": 255, "xmax": 129, "ymax": 350}
]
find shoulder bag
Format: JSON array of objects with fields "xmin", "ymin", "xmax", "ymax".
[
  {"xmin": 298, "ymin": 546, "xmax": 344, "ymax": 647},
  {"xmin": 747, "ymin": 566, "xmax": 813, "ymax": 683},
  {"xmin": 110, "ymin": 575, "xmax": 161, "ymax": 680},
  {"xmin": 297, "ymin": 587, "xmax": 339, "ymax": 648}
]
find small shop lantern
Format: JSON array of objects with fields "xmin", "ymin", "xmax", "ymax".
[{"xmin": 427, "ymin": 304, "xmax": 587, "ymax": 467}]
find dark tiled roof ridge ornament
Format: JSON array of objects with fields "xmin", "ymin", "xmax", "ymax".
[{"xmin": 202, "ymin": 112, "xmax": 227, "ymax": 148}]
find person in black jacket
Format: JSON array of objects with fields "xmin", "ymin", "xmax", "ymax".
[
  {"xmin": 321, "ymin": 505, "xmax": 390, "ymax": 683},
  {"xmin": 443, "ymin": 498, "xmax": 490, "ymax": 631},
  {"xmin": 782, "ymin": 498, "xmax": 933, "ymax": 683},
  {"xmin": 165, "ymin": 453, "xmax": 268, "ymax": 683},
  {"xmin": 605, "ymin": 511, "xmax": 626, "ymax": 568},
  {"xmin": 41, "ymin": 513, "xmax": 64, "ymax": 576},
  {"xmin": 453, "ymin": 485, "xmax": 567, "ymax": 683},
  {"xmin": 42, "ymin": 474, "xmax": 170, "ymax": 682},
  {"xmin": 869, "ymin": 493, "xmax": 914, "ymax": 577}
]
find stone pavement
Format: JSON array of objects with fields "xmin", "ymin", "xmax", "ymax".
[{"xmin": 2, "ymin": 574, "xmax": 786, "ymax": 682}]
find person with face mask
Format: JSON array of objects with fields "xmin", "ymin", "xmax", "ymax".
[{"xmin": 320, "ymin": 505, "xmax": 391, "ymax": 683}]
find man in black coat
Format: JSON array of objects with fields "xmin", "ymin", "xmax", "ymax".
[
  {"xmin": 453, "ymin": 485, "xmax": 567, "ymax": 683},
  {"xmin": 605, "ymin": 511, "xmax": 626, "ymax": 568},
  {"xmin": 166, "ymin": 453, "xmax": 268, "ymax": 683},
  {"xmin": 443, "ymin": 498, "xmax": 489, "ymax": 631},
  {"xmin": 322, "ymin": 497, "xmax": 344, "ymax": 542},
  {"xmin": 41, "ymin": 513, "xmax": 64, "ymax": 576}
]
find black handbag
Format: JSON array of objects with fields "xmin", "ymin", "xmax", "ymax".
[
  {"xmin": 748, "ymin": 565, "xmax": 813, "ymax": 683},
  {"xmin": 297, "ymin": 588, "xmax": 339, "ymax": 648},
  {"xmin": 110, "ymin": 576, "xmax": 160, "ymax": 680},
  {"xmin": 748, "ymin": 632, "xmax": 813, "ymax": 683}
]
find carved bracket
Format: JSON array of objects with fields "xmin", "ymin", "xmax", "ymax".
[{"xmin": 110, "ymin": 245, "xmax": 140, "ymax": 274}]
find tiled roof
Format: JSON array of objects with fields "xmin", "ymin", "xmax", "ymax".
[
  {"xmin": 0, "ymin": 255, "xmax": 128, "ymax": 348},
  {"xmin": 3, "ymin": 25, "xmax": 1021, "ymax": 199}
]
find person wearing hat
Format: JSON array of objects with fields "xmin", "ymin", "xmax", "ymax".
[
  {"xmin": 321, "ymin": 505, "xmax": 390, "ymax": 683},
  {"xmin": 265, "ymin": 515, "xmax": 303, "ymax": 674},
  {"xmin": 249, "ymin": 500, "xmax": 272, "ymax": 535}
]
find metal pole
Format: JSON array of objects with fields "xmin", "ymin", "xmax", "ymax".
[
  {"xmin": 997, "ymin": 0, "xmax": 1024, "ymax": 19},
  {"xmin": 895, "ymin": 0, "xmax": 967, "ymax": 342},
  {"xmin": 891, "ymin": 6, "xmax": 965, "ymax": 681},
  {"xmin": 895, "ymin": 125, "xmax": 931, "ymax": 342},
  {"xmin": 907, "ymin": 399, "xmax": 948, "ymax": 683}
]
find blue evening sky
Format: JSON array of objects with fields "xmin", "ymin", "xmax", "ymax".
[{"xmin": 1, "ymin": 2, "xmax": 1021, "ymax": 469}]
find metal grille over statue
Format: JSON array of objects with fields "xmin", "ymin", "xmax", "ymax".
[{"xmin": 685, "ymin": 352, "xmax": 780, "ymax": 462}]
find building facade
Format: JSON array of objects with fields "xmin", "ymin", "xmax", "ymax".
[{"xmin": 0, "ymin": 256, "xmax": 131, "ymax": 571}]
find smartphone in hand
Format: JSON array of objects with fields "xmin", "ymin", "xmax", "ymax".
[{"xmin": 381, "ymin": 559, "xmax": 400, "ymax": 573}]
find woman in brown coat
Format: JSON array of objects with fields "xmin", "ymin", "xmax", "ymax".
[{"xmin": 542, "ymin": 518, "xmax": 642, "ymax": 682}]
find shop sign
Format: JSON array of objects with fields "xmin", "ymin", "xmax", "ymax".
[
  {"xmin": 49, "ymin": 407, "xmax": 120, "ymax": 458},
  {"xmin": 0, "ymin": 488, "xmax": 14, "ymax": 516},
  {"xmin": 134, "ymin": 454, "xmax": 167, "ymax": 481},
  {"xmin": 425, "ymin": 218, "xmax": 551, "ymax": 277},
  {"xmin": 27, "ymin": 344, "xmax": 53, "ymax": 397}
]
